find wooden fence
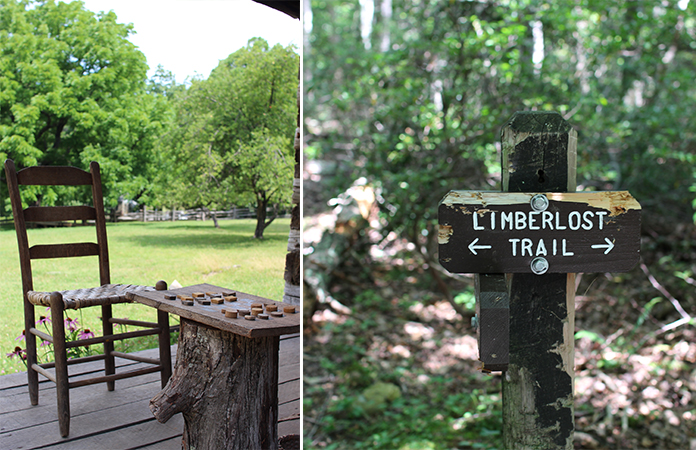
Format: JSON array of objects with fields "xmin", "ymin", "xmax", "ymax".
[
  {"xmin": 114, "ymin": 207, "xmax": 258, "ymax": 222},
  {"xmin": 0, "ymin": 207, "xmax": 290, "ymax": 225}
]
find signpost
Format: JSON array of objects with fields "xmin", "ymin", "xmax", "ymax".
[
  {"xmin": 439, "ymin": 191, "xmax": 641, "ymax": 274},
  {"xmin": 438, "ymin": 112, "xmax": 642, "ymax": 449}
]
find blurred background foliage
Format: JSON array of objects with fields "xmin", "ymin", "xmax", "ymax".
[
  {"xmin": 303, "ymin": 0, "xmax": 696, "ymax": 449},
  {"xmin": 305, "ymin": 0, "xmax": 696, "ymax": 253}
]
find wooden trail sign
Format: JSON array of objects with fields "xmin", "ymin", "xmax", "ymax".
[
  {"xmin": 437, "ymin": 111, "xmax": 643, "ymax": 449},
  {"xmin": 439, "ymin": 191, "xmax": 641, "ymax": 274}
]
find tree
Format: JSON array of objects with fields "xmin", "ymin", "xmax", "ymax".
[
  {"xmin": 0, "ymin": 0, "xmax": 164, "ymax": 210},
  {"xmin": 305, "ymin": 0, "xmax": 696, "ymax": 303},
  {"xmin": 157, "ymin": 38, "xmax": 298, "ymax": 238}
]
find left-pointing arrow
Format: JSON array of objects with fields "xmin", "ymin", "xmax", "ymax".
[
  {"xmin": 591, "ymin": 237, "xmax": 615, "ymax": 255},
  {"xmin": 468, "ymin": 238, "xmax": 492, "ymax": 255}
]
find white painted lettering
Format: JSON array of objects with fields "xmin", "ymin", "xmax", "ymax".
[
  {"xmin": 553, "ymin": 239, "xmax": 557, "ymax": 256},
  {"xmin": 515, "ymin": 211, "xmax": 526, "ymax": 230},
  {"xmin": 536, "ymin": 239, "xmax": 547, "ymax": 256},
  {"xmin": 509, "ymin": 238, "xmax": 520, "ymax": 256},
  {"xmin": 569, "ymin": 211, "xmax": 581, "ymax": 230},
  {"xmin": 491, "ymin": 211, "xmax": 496, "ymax": 230},
  {"xmin": 596, "ymin": 211, "xmax": 608, "ymax": 230},
  {"xmin": 473, "ymin": 212, "xmax": 484, "ymax": 230},
  {"xmin": 542, "ymin": 211, "xmax": 553, "ymax": 230},
  {"xmin": 529, "ymin": 212, "xmax": 540, "ymax": 230},
  {"xmin": 563, "ymin": 239, "xmax": 574, "ymax": 256},
  {"xmin": 502, "ymin": 212, "xmax": 514, "ymax": 230},
  {"xmin": 521, "ymin": 238, "xmax": 533, "ymax": 256},
  {"xmin": 582, "ymin": 211, "xmax": 594, "ymax": 230},
  {"xmin": 555, "ymin": 212, "xmax": 566, "ymax": 230}
]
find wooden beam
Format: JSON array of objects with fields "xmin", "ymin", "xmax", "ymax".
[{"xmin": 501, "ymin": 111, "xmax": 576, "ymax": 449}]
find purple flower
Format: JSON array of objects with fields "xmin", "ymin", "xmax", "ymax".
[
  {"xmin": 36, "ymin": 316, "xmax": 51, "ymax": 326},
  {"xmin": 78, "ymin": 329, "xmax": 95, "ymax": 340},
  {"xmin": 64, "ymin": 317, "xmax": 79, "ymax": 332},
  {"xmin": 40, "ymin": 340, "xmax": 51, "ymax": 347},
  {"xmin": 6, "ymin": 346, "xmax": 26, "ymax": 360},
  {"xmin": 15, "ymin": 330, "xmax": 25, "ymax": 342}
]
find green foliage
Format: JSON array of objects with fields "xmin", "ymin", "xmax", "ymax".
[
  {"xmin": 305, "ymin": 285, "xmax": 502, "ymax": 449},
  {"xmin": 454, "ymin": 287, "xmax": 477, "ymax": 312},
  {"xmin": 306, "ymin": 0, "xmax": 696, "ymax": 265},
  {"xmin": 0, "ymin": 0, "xmax": 165, "ymax": 209},
  {"xmin": 352, "ymin": 382, "xmax": 402, "ymax": 416},
  {"xmin": 155, "ymin": 38, "xmax": 298, "ymax": 237},
  {"xmin": 306, "ymin": 369, "xmax": 502, "ymax": 450}
]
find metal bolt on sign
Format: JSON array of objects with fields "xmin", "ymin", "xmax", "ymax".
[
  {"xmin": 530, "ymin": 256, "xmax": 549, "ymax": 275},
  {"xmin": 530, "ymin": 194, "xmax": 549, "ymax": 212}
]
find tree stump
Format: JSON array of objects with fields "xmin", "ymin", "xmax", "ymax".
[{"xmin": 150, "ymin": 318, "xmax": 280, "ymax": 450}]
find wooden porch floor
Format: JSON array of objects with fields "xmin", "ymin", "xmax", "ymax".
[{"xmin": 0, "ymin": 333, "xmax": 299, "ymax": 449}]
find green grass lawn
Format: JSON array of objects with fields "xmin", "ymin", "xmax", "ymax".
[{"xmin": 0, "ymin": 218, "xmax": 290, "ymax": 375}]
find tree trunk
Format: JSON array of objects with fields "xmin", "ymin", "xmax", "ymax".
[
  {"xmin": 255, "ymin": 197, "xmax": 268, "ymax": 239},
  {"xmin": 150, "ymin": 318, "xmax": 279, "ymax": 450},
  {"xmin": 203, "ymin": 206, "xmax": 220, "ymax": 228}
]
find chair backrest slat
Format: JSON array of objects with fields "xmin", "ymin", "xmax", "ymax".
[
  {"xmin": 29, "ymin": 243, "xmax": 101, "ymax": 259},
  {"xmin": 16, "ymin": 166, "xmax": 93, "ymax": 186},
  {"xmin": 4, "ymin": 159, "xmax": 111, "ymax": 292},
  {"xmin": 24, "ymin": 206, "xmax": 97, "ymax": 223}
]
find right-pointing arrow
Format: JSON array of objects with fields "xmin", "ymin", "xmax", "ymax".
[
  {"xmin": 591, "ymin": 238, "xmax": 615, "ymax": 254},
  {"xmin": 468, "ymin": 237, "xmax": 492, "ymax": 255}
]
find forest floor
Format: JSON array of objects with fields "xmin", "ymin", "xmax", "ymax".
[{"xmin": 302, "ymin": 157, "xmax": 696, "ymax": 450}]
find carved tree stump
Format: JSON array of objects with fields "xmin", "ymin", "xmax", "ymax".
[{"xmin": 150, "ymin": 318, "xmax": 280, "ymax": 450}]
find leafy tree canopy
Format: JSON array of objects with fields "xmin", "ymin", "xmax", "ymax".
[
  {"xmin": 305, "ymin": 0, "xmax": 696, "ymax": 285},
  {"xmin": 156, "ymin": 38, "xmax": 298, "ymax": 238},
  {"xmin": 0, "ymin": 0, "xmax": 166, "ymax": 209}
]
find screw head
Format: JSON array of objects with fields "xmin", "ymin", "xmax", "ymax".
[
  {"xmin": 530, "ymin": 194, "xmax": 549, "ymax": 212},
  {"xmin": 530, "ymin": 257, "xmax": 549, "ymax": 275}
]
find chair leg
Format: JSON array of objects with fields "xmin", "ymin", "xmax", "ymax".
[
  {"xmin": 101, "ymin": 304, "xmax": 116, "ymax": 391},
  {"xmin": 23, "ymin": 298, "xmax": 39, "ymax": 406},
  {"xmin": 157, "ymin": 310, "xmax": 172, "ymax": 388},
  {"xmin": 50, "ymin": 292, "xmax": 70, "ymax": 437}
]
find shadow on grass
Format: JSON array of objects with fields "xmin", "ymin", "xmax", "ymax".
[{"xmin": 114, "ymin": 221, "xmax": 288, "ymax": 249}]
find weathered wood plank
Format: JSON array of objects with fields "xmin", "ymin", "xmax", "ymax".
[
  {"xmin": 33, "ymin": 417, "xmax": 185, "ymax": 450},
  {"xmin": 24, "ymin": 205, "xmax": 97, "ymax": 223},
  {"xmin": 439, "ymin": 190, "xmax": 641, "ymax": 274},
  {"xmin": 0, "ymin": 397, "xmax": 164, "ymax": 449},
  {"xmin": 501, "ymin": 111, "xmax": 576, "ymax": 449},
  {"xmin": 128, "ymin": 283, "xmax": 300, "ymax": 338},
  {"xmin": 29, "ymin": 242, "xmax": 100, "ymax": 259},
  {"xmin": 278, "ymin": 418, "xmax": 300, "ymax": 439},
  {"xmin": 16, "ymin": 165, "xmax": 93, "ymax": 186},
  {"xmin": 0, "ymin": 335, "xmax": 299, "ymax": 449}
]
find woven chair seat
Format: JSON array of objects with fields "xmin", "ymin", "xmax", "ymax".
[{"xmin": 27, "ymin": 284, "xmax": 157, "ymax": 310}]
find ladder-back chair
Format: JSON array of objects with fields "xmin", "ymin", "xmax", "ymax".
[{"xmin": 4, "ymin": 159, "xmax": 172, "ymax": 437}]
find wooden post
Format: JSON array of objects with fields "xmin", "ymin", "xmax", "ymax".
[
  {"xmin": 500, "ymin": 111, "xmax": 576, "ymax": 449},
  {"xmin": 282, "ymin": 85, "xmax": 301, "ymax": 305}
]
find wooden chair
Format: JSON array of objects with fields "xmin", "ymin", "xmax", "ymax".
[{"xmin": 4, "ymin": 159, "xmax": 172, "ymax": 437}]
